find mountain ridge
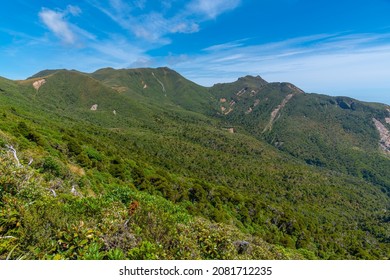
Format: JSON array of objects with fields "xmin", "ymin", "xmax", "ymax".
[
  {"xmin": 24, "ymin": 67, "xmax": 390, "ymax": 106},
  {"xmin": 1, "ymin": 66, "xmax": 389, "ymax": 260}
]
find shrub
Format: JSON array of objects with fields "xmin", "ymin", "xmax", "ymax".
[
  {"xmin": 127, "ymin": 241, "xmax": 160, "ymax": 260},
  {"xmin": 41, "ymin": 156, "xmax": 66, "ymax": 177}
]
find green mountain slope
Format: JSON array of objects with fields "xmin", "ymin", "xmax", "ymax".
[
  {"xmin": 210, "ymin": 76, "xmax": 390, "ymax": 196},
  {"xmin": 0, "ymin": 68, "xmax": 389, "ymax": 260},
  {"xmin": 90, "ymin": 67, "xmax": 216, "ymax": 114}
]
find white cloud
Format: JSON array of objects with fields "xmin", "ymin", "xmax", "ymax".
[
  {"xmin": 90, "ymin": 0, "xmax": 240, "ymax": 43},
  {"xmin": 133, "ymin": 0, "xmax": 146, "ymax": 9},
  {"xmin": 188, "ymin": 0, "xmax": 241, "ymax": 18},
  {"xmin": 166, "ymin": 33, "xmax": 390, "ymax": 104},
  {"xmin": 90, "ymin": 35, "xmax": 146, "ymax": 64},
  {"xmin": 126, "ymin": 12, "xmax": 199, "ymax": 43},
  {"xmin": 39, "ymin": 8, "xmax": 77, "ymax": 44},
  {"xmin": 170, "ymin": 22, "xmax": 199, "ymax": 34},
  {"xmin": 67, "ymin": 5, "xmax": 82, "ymax": 16},
  {"xmin": 34, "ymin": 4, "xmax": 148, "ymax": 71},
  {"xmin": 203, "ymin": 40, "xmax": 246, "ymax": 52},
  {"xmin": 108, "ymin": 0, "xmax": 132, "ymax": 14},
  {"xmin": 39, "ymin": 6, "xmax": 96, "ymax": 46}
]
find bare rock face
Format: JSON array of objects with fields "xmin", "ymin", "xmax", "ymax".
[
  {"xmin": 32, "ymin": 79, "xmax": 46, "ymax": 90},
  {"xmin": 90, "ymin": 104, "xmax": 98, "ymax": 111},
  {"xmin": 284, "ymin": 83, "xmax": 304, "ymax": 94},
  {"xmin": 386, "ymin": 108, "xmax": 390, "ymax": 124},
  {"xmin": 263, "ymin": 94, "xmax": 294, "ymax": 133},
  {"xmin": 373, "ymin": 118, "xmax": 390, "ymax": 153}
]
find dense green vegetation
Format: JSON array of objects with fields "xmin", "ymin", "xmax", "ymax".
[
  {"xmin": 210, "ymin": 79, "xmax": 390, "ymax": 195},
  {"xmin": 0, "ymin": 68, "xmax": 389, "ymax": 259}
]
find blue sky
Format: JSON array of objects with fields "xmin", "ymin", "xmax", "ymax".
[{"xmin": 1, "ymin": 0, "xmax": 390, "ymax": 104}]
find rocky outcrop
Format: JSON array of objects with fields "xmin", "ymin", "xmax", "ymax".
[
  {"xmin": 284, "ymin": 83, "xmax": 304, "ymax": 94},
  {"xmin": 90, "ymin": 104, "xmax": 98, "ymax": 111},
  {"xmin": 263, "ymin": 94, "xmax": 294, "ymax": 133},
  {"xmin": 236, "ymin": 88, "xmax": 247, "ymax": 97},
  {"xmin": 32, "ymin": 79, "xmax": 46, "ymax": 91},
  {"xmin": 152, "ymin": 72, "xmax": 165, "ymax": 92},
  {"xmin": 373, "ymin": 118, "xmax": 390, "ymax": 153},
  {"xmin": 219, "ymin": 97, "xmax": 234, "ymax": 115}
]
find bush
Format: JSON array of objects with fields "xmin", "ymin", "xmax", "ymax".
[
  {"xmin": 107, "ymin": 248, "xmax": 126, "ymax": 260},
  {"xmin": 41, "ymin": 156, "xmax": 66, "ymax": 177},
  {"xmin": 127, "ymin": 241, "xmax": 160, "ymax": 260},
  {"xmin": 67, "ymin": 139, "xmax": 82, "ymax": 156}
]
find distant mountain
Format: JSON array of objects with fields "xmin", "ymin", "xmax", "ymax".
[
  {"xmin": 0, "ymin": 67, "xmax": 389, "ymax": 260},
  {"xmin": 209, "ymin": 75, "xmax": 390, "ymax": 195},
  {"xmin": 90, "ymin": 67, "xmax": 215, "ymax": 114}
]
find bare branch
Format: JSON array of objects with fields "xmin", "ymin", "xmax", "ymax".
[
  {"xmin": 49, "ymin": 189, "xmax": 57, "ymax": 197},
  {"xmin": 0, "ymin": 236, "xmax": 17, "ymax": 239},
  {"xmin": 5, "ymin": 145, "xmax": 22, "ymax": 167}
]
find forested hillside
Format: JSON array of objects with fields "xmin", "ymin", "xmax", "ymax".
[{"xmin": 0, "ymin": 68, "xmax": 389, "ymax": 260}]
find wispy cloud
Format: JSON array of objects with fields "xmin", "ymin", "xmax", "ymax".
[
  {"xmin": 39, "ymin": 5, "xmax": 92, "ymax": 45},
  {"xmin": 188, "ymin": 0, "xmax": 241, "ymax": 19},
  {"xmin": 126, "ymin": 12, "xmax": 199, "ymax": 43},
  {"xmin": 66, "ymin": 5, "xmax": 82, "ymax": 16},
  {"xmin": 203, "ymin": 39, "xmax": 247, "ymax": 52},
  {"xmin": 0, "ymin": 4, "xmax": 150, "ymax": 76},
  {"xmin": 89, "ymin": 35, "xmax": 149, "ymax": 66},
  {"xmin": 165, "ymin": 32, "xmax": 390, "ymax": 100},
  {"xmin": 35, "ymin": 3, "xmax": 151, "ymax": 69},
  {"xmin": 89, "ymin": 0, "xmax": 240, "ymax": 44},
  {"xmin": 39, "ymin": 9, "xmax": 76, "ymax": 44},
  {"xmin": 34, "ymin": 0, "xmax": 242, "ymax": 70}
]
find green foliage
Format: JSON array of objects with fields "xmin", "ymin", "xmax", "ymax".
[
  {"xmin": 0, "ymin": 68, "xmax": 389, "ymax": 260},
  {"xmin": 65, "ymin": 138, "xmax": 83, "ymax": 156},
  {"xmin": 41, "ymin": 156, "xmax": 66, "ymax": 177},
  {"xmin": 194, "ymin": 221, "xmax": 235, "ymax": 259},
  {"xmin": 128, "ymin": 241, "xmax": 160, "ymax": 260},
  {"xmin": 107, "ymin": 248, "xmax": 126, "ymax": 260},
  {"xmin": 85, "ymin": 147, "xmax": 103, "ymax": 162}
]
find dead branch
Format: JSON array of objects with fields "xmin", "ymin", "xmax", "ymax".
[
  {"xmin": 5, "ymin": 145, "xmax": 21, "ymax": 167},
  {"xmin": 0, "ymin": 236, "xmax": 17, "ymax": 239},
  {"xmin": 49, "ymin": 189, "xmax": 57, "ymax": 197}
]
